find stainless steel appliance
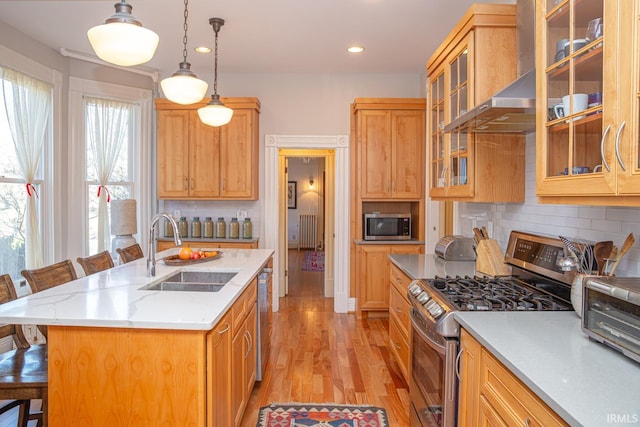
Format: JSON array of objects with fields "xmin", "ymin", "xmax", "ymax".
[
  {"xmin": 256, "ymin": 266, "xmax": 272, "ymax": 381},
  {"xmin": 582, "ymin": 276, "xmax": 640, "ymax": 363},
  {"xmin": 435, "ymin": 235, "xmax": 476, "ymax": 261},
  {"xmin": 363, "ymin": 212, "xmax": 411, "ymax": 241},
  {"xmin": 408, "ymin": 230, "xmax": 574, "ymax": 427}
]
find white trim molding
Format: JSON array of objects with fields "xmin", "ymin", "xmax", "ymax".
[{"xmin": 264, "ymin": 134, "xmax": 350, "ymax": 313}]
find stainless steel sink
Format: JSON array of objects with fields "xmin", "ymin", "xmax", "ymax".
[{"xmin": 139, "ymin": 271, "xmax": 238, "ymax": 292}]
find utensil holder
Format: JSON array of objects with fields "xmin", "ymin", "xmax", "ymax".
[{"xmin": 475, "ymin": 239, "xmax": 511, "ymax": 276}]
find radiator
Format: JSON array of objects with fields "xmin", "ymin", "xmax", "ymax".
[{"xmin": 299, "ymin": 214, "xmax": 317, "ymax": 250}]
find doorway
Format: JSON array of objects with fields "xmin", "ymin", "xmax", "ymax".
[
  {"xmin": 285, "ymin": 156, "xmax": 327, "ymax": 296},
  {"xmin": 263, "ymin": 135, "xmax": 350, "ymax": 313}
]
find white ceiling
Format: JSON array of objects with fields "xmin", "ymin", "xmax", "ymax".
[{"xmin": 0, "ymin": 0, "xmax": 515, "ymax": 78}]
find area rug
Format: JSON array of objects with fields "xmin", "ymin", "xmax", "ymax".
[
  {"xmin": 256, "ymin": 403, "xmax": 388, "ymax": 427},
  {"xmin": 301, "ymin": 251, "xmax": 325, "ymax": 272}
]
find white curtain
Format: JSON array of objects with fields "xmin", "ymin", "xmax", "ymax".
[
  {"xmin": 1, "ymin": 67, "xmax": 51, "ymax": 269},
  {"xmin": 85, "ymin": 97, "xmax": 130, "ymax": 252}
]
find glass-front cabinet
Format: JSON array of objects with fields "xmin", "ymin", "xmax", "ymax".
[
  {"xmin": 428, "ymin": 4, "xmax": 524, "ymax": 202},
  {"xmin": 536, "ymin": 0, "xmax": 640, "ymax": 202}
]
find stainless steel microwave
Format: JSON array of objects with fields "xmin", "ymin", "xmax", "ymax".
[{"xmin": 363, "ymin": 213, "xmax": 411, "ymax": 241}]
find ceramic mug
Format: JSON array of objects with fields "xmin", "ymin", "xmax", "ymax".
[{"xmin": 554, "ymin": 94, "xmax": 588, "ymax": 121}]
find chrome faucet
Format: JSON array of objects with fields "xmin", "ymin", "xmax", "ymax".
[{"xmin": 148, "ymin": 213, "xmax": 182, "ymax": 277}]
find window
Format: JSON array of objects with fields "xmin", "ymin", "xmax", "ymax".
[
  {"xmin": 68, "ymin": 77, "xmax": 153, "ymax": 259},
  {"xmin": 0, "ymin": 66, "xmax": 52, "ymax": 281},
  {"xmin": 84, "ymin": 97, "xmax": 136, "ymax": 254}
]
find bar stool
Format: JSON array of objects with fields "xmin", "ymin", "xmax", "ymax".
[
  {"xmin": 21, "ymin": 260, "xmax": 77, "ymax": 339},
  {"xmin": 116, "ymin": 243, "xmax": 144, "ymax": 264},
  {"xmin": 0, "ymin": 274, "xmax": 47, "ymax": 427},
  {"xmin": 76, "ymin": 251, "xmax": 114, "ymax": 276}
]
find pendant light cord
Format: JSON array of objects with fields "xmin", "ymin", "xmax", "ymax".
[
  {"xmin": 213, "ymin": 24, "xmax": 219, "ymax": 96},
  {"xmin": 182, "ymin": 0, "xmax": 189, "ymax": 63}
]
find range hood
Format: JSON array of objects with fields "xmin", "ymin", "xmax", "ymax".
[
  {"xmin": 443, "ymin": 69, "xmax": 536, "ymax": 134},
  {"xmin": 444, "ymin": 0, "xmax": 536, "ymax": 134}
]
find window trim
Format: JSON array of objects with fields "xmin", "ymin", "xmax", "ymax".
[{"xmin": 68, "ymin": 77, "xmax": 153, "ymax": 257}]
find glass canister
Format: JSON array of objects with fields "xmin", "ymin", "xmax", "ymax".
[
  {"xmin": 242, "ymin": 218, "xmax": 252, "ymax": 239},
  {"xmin": 191, "ymin": 216, "xmax": 202, "ymax": 238},
  {"xmin": 215, "ymin": 217, "xmax": 226, "ymax": 239},
  {"xmin": 178, "ymin": 217, "xmax": 188, "ymax": 238},
  {"xmin": 203, "ymin": 217, "xmax": 214, "ymax": 238},
  {"xmin": 164, "ymin": 218, "xmax": 174, "ymax": 237},
  {"xmin": 229, "ymin": 217, "xmax": 240, "ymax": 239}
]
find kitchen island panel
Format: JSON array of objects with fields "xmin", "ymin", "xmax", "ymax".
[{"xmin": 49, "ymin": 326, "xmax": 206, "ymax": 427}]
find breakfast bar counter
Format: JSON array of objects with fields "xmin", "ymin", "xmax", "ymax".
[{"xmin": 0, "ymin": 248, "xmax": 273, "ymax": 330}]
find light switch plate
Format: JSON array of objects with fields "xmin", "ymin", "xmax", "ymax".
[
  {"xmin": 173, "ymin": 210, "xmax": 181, "ymax": 219},
  {"xmin": 237, "ymin": 210, "xmax": 248, "ymax": 221}
]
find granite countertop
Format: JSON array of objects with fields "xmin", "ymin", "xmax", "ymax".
[
  {"xmin": 389, "ymin": 253, "xmax": 476, "ymax": 279},
  {"xmin": 0, "ymin": 248, "xmax": 273, "ymax": 331},
  {"xmin": 455, "ymin": 311, "xmax": 640, "ymax": 427}
]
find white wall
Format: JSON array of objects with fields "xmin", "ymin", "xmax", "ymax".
[{"xmin": 457, "ymin": 133, "xmax": 640, "ymax": 278}]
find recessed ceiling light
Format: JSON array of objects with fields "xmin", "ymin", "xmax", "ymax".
[
  {"xmin": 194, "ymin": 46, "xmax": 212, "ymax": 54},
  {"xmin": 347, "ymin": 45, "xmax": 365, "ymax": 54}
]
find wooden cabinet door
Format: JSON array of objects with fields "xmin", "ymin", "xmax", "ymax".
[
  {"xmin": 189, "ymin": 110, "xmax": 220, "ymax": 198},
  {"xmin": 392, "ymin": 111, "xmax": 424, "ymax": 198},
  {"xmin": 231, "ymin": 316, "xmax": 247, "ymax": 427},
  {"xmin": 391, "ymin": 244, "xmax": 424, "ymax": 255},
  {"xmin": 244, "ymin": 303, "xmax": 257, "ymax": 401},
  {"xmin": 357, "ymin": 245, "xmax": 391, "ymax": 310},
  {"xmin": 219, "ymin": 109, "xmax": 257, "ymax": 199},
  {"xmin": 157, "ymin": 110, "xmax": 190, "ymax": 198},
  {"xmin": 207, "ymin": 312, "xmax": 232, "ymax": 427},
  {"xmin": 359, "ymin": 110, "xmax": 392, "ymax": 199},
  {"xmin": 458, "ymin": 329, "xmax": 482, "ymax": 426}
]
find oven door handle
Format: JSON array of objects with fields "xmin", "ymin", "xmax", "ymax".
[{"xmin": 411, "ymin": 316, "xmax": 447, "ymax": 355}]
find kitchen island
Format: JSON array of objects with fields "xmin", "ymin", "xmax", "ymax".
[{"xmin": 0, "ymin": 247, "xmax": 274, "ymax": 427}]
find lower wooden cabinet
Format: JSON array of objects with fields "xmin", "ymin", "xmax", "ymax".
[
  {"xmin": 357, "ymin": 243, "xmax": 423, "ymax": 313},
  {"xmin": 459, "ymin": 328, "xmax": 568, "ymax": 427},
  {"xmin": 388, "ymin": 263, "xmax": 412, "ymax": 382},
  {"xmin": 207, "ymin": 311, "xmax": 232, "ymax": 427},
  {"xmin": 157, "ymin": 239, "xmax": 258, "ymax": 252},
  {"xmin": 231, "ymin": 281, "xmax": 258, "ymax": 427}
]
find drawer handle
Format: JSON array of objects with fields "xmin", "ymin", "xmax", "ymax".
[
  {"xmin": 395, "ymin": 306, "xmax": 402, "ymax": 313},
  {"xmin": 455, "ymin": 349, "xmax": 463, "ymax": 382},
  {"xmin": 525, "ymin": 418, "xmax": 531, "ymax": 427},
  {"xmin": 218, "ymin": 323, "xmax": 230, "ymax": 334},
  {"xmin": 393, "ymin": 342, "xmax": 401, "ymax": 350}
]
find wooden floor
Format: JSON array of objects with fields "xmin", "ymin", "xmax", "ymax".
[{"xmin": 240, "ymin": 250, "xmax": 411, "ymax": 427}]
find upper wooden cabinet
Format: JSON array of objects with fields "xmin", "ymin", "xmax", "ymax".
[
  {"xmin": 427, "ymin": 4, "xmax": 525, "ymax": 202},
  {"xmin": 536, "ymin": 0, "xmax": 640, "ymax": 205},
  {"xmin": 155, "ymin": 98, "xmax": 260, "ymax": 200},
  {"xmin": 353, "ymin": 99, "xmax": 426, "ymax": 200}
]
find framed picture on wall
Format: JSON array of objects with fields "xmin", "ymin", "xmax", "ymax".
[{"xmin": 287, "ymin": 181, "xmax": 297, "ymax": 209}]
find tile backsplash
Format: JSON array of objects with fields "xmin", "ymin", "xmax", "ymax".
[{"xmin": 457, "ymin": 134, "xmax": 640, "ymax": 278}]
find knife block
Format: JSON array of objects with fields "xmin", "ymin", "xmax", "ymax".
[{"xmin": 475, "ymin": 239, "xmax": 511, "ymax": 276}]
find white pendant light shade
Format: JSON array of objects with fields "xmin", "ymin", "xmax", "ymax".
[
  {"xmin": 198, "ymin": 95, "xmax": 234, "ymax": 127},
  {"xmin": 87, "ymin": 1, "xmax": 159, "ymax": 67},
  {"xmin": 161, "ymin": 63, "xmax": 208, "ymax": 105},
  {"xmin": 160, "ymin": 0, "xmax": 208, "ymax": 105}
]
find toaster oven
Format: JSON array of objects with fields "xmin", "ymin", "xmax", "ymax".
[{"xmin": 582, "ymin": 277, "xmax": 640, "ymax": 363}]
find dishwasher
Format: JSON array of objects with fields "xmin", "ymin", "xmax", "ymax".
[{"xmin": 256, "ymin": 266, "xmax": 272, "ymax": 381}]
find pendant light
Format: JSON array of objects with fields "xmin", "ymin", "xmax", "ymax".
[
  {"xmin": 160, "ymin": 0, "xmax": 208, "ymax": 104},
  {"xmin": 87, "ymin": 1, "xmax": 159, "ymax": 67},
  {"xmin": 198, "ymin": 18, "xmax": 233, "ymax": 127}
]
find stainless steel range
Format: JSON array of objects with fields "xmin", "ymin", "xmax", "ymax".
[{"xmin": 408, "ymin": 230, "xmax": 576, "ymax": 427}]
